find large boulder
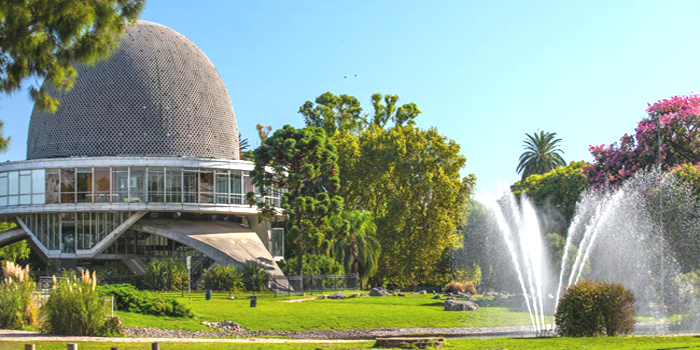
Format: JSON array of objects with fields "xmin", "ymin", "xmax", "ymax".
[
  {"xmin": 369, "ymin": 288, "xmax": 391, "ymax": 297},
  {"xmin": 327, "ymin": 293, "xmax": 346, "ymax": 299},
  {"xmin": 444, "ymin": 299, "xmax": 479, "ymax": 311}
]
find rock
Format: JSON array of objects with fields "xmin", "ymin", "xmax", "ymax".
[
  {"xmin": 227, "ymin": 296, "xmax": 235, "ymax": 300},
  {"xmin": 444, "ymin": 300, "xmax": 479, "ymax": 312},
  {"xmin": 369, "ymin": 288, "xmax": 391, "ymax": 297},
  {"xmin": 317, "ymin": 295, "xmax": 327, "ymax": 299},
  {"xmin": 327, "ymin": 293, "xmax": 346, "ymax": 299},
  {"xmin": 397, "ymin": 292, "xmax": 406, "ymax": 297},
  {"xmin": 432, "ymin": 295, "xmax": 441, "ymax": 300},
  {"xmin": 419, "ymin": 290, "xmax": 427, "ymax": 294},
  {"xmin": 347, "ymin": 293, "xmax": 360, "ymax": 298},
  {"xmin": 457, "ymin": 292, "xmax": 471, "ymax": 298},
  {"xmin": 469, "ymin": 296, "xmax": 478, "ymax": 302}
]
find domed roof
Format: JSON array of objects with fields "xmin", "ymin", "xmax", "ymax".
[{"xmin": 26, "ymin": 21, "xmax": 240, "ymax": 160}]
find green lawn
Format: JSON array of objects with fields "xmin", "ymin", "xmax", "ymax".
[
  {"xmin": 116, "ymin": 291, "xmax": 544, "ymax": 332},
  {"xmin": 4, "ymin": 336, "xmax": 700, "ymax": 349}
]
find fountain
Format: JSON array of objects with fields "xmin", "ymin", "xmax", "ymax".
[{"xmin": 471, "ymin": 170, "xmax": 700, "ymax": 334}]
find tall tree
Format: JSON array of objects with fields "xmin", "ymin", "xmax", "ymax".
[
  {"xmin": 370, "ymin": 93, "xmax": 421, "ymax": 128},
  {"xmin": 0, "ymin": 0, "xmax": 144, "ymax": 111},
  {"xmin": 334, "ymin": 210, "xmax": 381, "ymax": 288},
  {"xmin": 299, "ymin": 92, "xmax": 364, "ymax": 136},
  {"xmin": 516, "ymin": 130, "xmax": 566, "ymax": 180},
  {"xmin": 369, "ymin": 125, "xmax": 474, "ymax": 287},
  {"xmin": 250, "ymin": 125, "xmax": 344, "ymax": 276},
  {"xmin": 0, "ymin": 2, "xmax": 141, "ymax": 154},
  {"xmin": 587, "ymin": 94, "xmax": 700, "ymax": 187}
]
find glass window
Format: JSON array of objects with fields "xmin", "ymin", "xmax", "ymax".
[
  {"xmin": 215, "ymin": 171, "xmax": 228, "ymax": 204},
  {"xmin": 270, "ymin": 228, "xmax": 284, "ymax": 257},
  {"xmin": 76, "ymin": 168, "xmax": 93, "ymax": 202},
  {"xmin": 199, "ymin": 171, "xmax": 213, "ymax": 203},
  {"xmin": 61, "ymin": 212, "xmax": 76, "ymax": 253},
  {"xmin": 45, "ymin": 170, "xmax": 60, "ymax": 204},
  {"xmin": 19, "ymin": 170, "xmax": 31, "ymax": 195},
  {"xmin": 9, "ymin": 171, "xmax": 18, "ymax": 195},
  {"xmin": 60, "ymin": 168, "xmax": 75, "ymax": 203},
  {"xmin": 166, "ymin": 168, "xmax": 182, "ymax": 202},
  {"xmin": 94, "ymin": 168, "xmax": 110, "ymax": 203},
  {"xmin": 183, "ymin": 170, "xmax": 197, "ymax": 203},
  {"xmin": 129, "ymin": 168, "xmax": 145, "ymax": 203},
  {"xmin": 148, "ymin": 168, "xmax": 165, "ymax": 203},
  {"xmin": 112, "ymin": 168, "xmax": 129, "ymax": 203},
  {"xmin": 230, "ymin": 172, "xmax": 243, "ymax": 205},
  {"xmin": 32, "ymin": 170, "xmax": 45, "ymax": 204},
  {"xmin": 0, "ymin": 173, "xmax": 7, "ymax": 207}
]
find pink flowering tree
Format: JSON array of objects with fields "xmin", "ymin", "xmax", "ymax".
[{"xmin": 586, "ymin": 94, "xmax": 700, "ymax": 187}]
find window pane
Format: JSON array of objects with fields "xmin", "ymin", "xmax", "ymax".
[
  {"xmin": 94, "ymin": 168, "xmax": 110, "ymax": 203},
  {"xmin": 8, "ymin": 171, "xmax": 18, "ymax": 195},
  {"xmin": 183, "ymin": 171, "xmax": 197, "ymax": 203},
  {"xmin": 0, "ymin": 173, "xmax": 7, "ymax": 196},
  {"xmin": 129, "ymin": 168, "xmax": 145, "ymax": 203},
  {"xmin": 76, "ymin": 168, "xmax": 93, "ymax": 202},
  {"xmin": 61, "ymin": 212, "xmax": 76, "ymax": 253},
  {"xmin": 199, "ymin": 171, "xmax": 213, "ymax": 203},
  {"xmin": 112, "ymin": 168, "xmax": 129, "ymax": 203},
  {"xmin": 166, "ymin": 168, "xmax": 182, "ymax": 202},
  {"xmin": 148, "ymin": 168, "xmax": 164, "ymax": 203},
  {"xmin": 60, "ymin": 168, "xmax": 75, "ymax": 203},
  {"xmin": 0, "ymin": 197, "xmax": 7, "ymax": 206},
  {"xmin": 230, "ymin": 173, "xmax": 242, "ymax": 205},
  {"xmin": 20, "ymin": 194, "xmax": 31, "ymax": 205},
  {"xmin": 32, "ymin": 170, "xmax": 45, "ymax": 194},
  {"xmin": 19, "ymin": 172, "xmax": 31, "ymax": 195},
  {"xmin": 45, "ymin": 170, "xmax": 59, "ymax": 204},
  {"xmin": 216, "ymin": 172, "xmax": 228, "ymax": 204}
]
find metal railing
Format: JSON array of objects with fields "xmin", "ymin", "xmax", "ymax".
[{"xmin": 272, "ymin": 274, "xmax": 358, "ymax": 296}]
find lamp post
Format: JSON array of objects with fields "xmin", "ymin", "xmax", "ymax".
[{"xmin": 658, "ymin": 117, "xmax": 664, "ymax": 314}]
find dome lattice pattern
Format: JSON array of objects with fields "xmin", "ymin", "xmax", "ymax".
[{"xmin": 27, "ymin": 21, "xmax": 239, "ymax": 160}]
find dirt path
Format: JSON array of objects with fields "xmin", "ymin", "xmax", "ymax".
[
  {"xmin": 277, "ymin": 297, "xmax": 316, "ymax": 303},
  {"xmin": 0, "ymin": 329, "xmax": 368, "ymax": 344}
]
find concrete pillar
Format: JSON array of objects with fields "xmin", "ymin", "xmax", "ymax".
[{"xmin": 67, "ymin": 344, "xmax": 78, "ymax": 350}]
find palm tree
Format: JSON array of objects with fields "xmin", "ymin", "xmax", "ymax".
[
  {"xmin": 0, "ymin": 121, "xmax": 10, "ymax": 153},
  {"xmin": 334, "ymin": 210, "xmax": 381, "ymax": 289},
  {"xmin": 516, "ymin": 130, "xmax": 566, "ymax": 180}
]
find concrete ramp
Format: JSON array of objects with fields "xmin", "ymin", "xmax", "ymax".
[
  {"xmin": 0, "ymin": 227, "xmax": 29, "ymax": 248},
  {"xmin": 131, "ymin": 219, "xmax": 286, "ymax": 283}
]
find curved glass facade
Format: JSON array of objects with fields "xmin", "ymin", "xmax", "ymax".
[{"xmin": 0, "ymin": 167, "xmax": 283, "ymax": 208}]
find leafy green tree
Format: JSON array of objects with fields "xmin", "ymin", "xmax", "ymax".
[
  {"xmin": 368, "ymin": 126, "xmax": 474, "ymax": 287},
  {"xmin": 369, "ymin": 93, "xmax": 421, "ymax": 128},
  {"xmin": 250, "ymin": 125, "xmax": 344, "ymax": 276},
  {"xmin": 241, "ymin": 261, "xmax": 270, "ymax": 292},
  {"xmin": 0, "ymin": 0, "xmax": 144, "ymax": 111},
  {"xmin": 299, "ymin": 92, "xmax": 364, "ymax": 136},
  {"xmin": 334, "ymin": 210, "xmax": 381, "ymax": 288},
  {"xmin": 511, "ymin": 161, "xmax": 588, "ymax": 226},
  {"xmin": 516, "ymin": 131, "xmax": 566, "ymax": 180},
  {"xmin": 143, "ymin": 259, "xmax": 187, "ymax": 292},
  {"xmin": 279, "ymin": 254, "xmax": 344, "ymax": 276}
]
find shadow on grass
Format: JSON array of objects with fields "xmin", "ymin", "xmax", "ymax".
[{"xmin": 418, "ymin": 302, "xmax": 446, "ymax": 307}]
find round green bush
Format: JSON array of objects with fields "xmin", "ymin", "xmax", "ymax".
[{"xmin": 555, "ymin": 280, "xmax": 635, "ymax": 337}]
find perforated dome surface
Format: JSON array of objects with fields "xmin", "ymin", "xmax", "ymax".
[{"xmin": 27, "ymin": 21, "xmax": 239, "ymax": 160}]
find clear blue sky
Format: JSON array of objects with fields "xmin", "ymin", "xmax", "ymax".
[{"xmin": 2, "ymin": 0, "xmax": 699, "ymax": 199}]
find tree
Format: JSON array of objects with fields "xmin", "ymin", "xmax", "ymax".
[
  {"xmin": 368, "ymin": 125, "xmax": 474, "ymax": 287},
  {"xmin": 587, "ymin": 94, "xmax": 700, "ymax": 187},
  {"xmin": 299, "ymin": 92, "xmax": 364, "ymax": 136},
  {"xmin": 0, "ymin": 0, "xmax": 144, "ymax": 111},
  {"xmin": 250, "ymin": 125, "xmax": 344, "ymax": 276},
  {"xmin": 369, "ymin": 93, "xmax": 421, "ymax": 128},
  {"xmin": 334, "ymin": 210, "xmax": 381, "ymax": 288},
  {"xmin": 511, "ymin": 161, "xmax": 588, "ymax": 227},
  {"xmin": 516, "ymin": 131, "xmax": 566, "ymax": 180},
  {"xmin": 203, "ymin": 264, "xmax": 242, "ymax": 297}
]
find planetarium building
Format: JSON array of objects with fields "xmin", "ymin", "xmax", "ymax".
[{"xmin": 0, "ymin": 21, "xmax": 286, "ymax": 281}]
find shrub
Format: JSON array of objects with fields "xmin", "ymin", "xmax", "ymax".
[
  {"xmin": 443, "ymin": 281, "xmax": 477, "ymax": 295},
  {"xmin": 555, "ymin": 280, "xmax": 635, "ymax": 337},
  {"xmin": 202, "ymin": 264, "xmax": 242, "ymax": 296},
  {"xmin": 279, "ymin": 254, "xmax": 344, "ymax": 276},
  {"xmin": 0, "ymin": 261, "xmax": 37, "ymax": 329},
  {"xmin": 98, "ymin": 284, "xmax": 192, "ymax": 318},
  {"xmin": 42, "ymin": 270, "xmax": 104, "ymax": 335},
  {"xmin": 242, "ymin": 261, "xmax": 270, "ymax": 292},
  {"xmin": 142, "ymin": 259, "xmax": 187, "ymax": 292}
]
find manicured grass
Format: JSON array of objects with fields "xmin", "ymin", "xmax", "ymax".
[
  {"xmin": 0, "ymin": 341, "xmax": 373, "ymax": 349},
  {"xmin": 3, "ymin": 336, "xmax": 700, "ymax": 349},
  {"xmin": 115, "ymin": 291, "xmax": 546, "ymax": 332}
]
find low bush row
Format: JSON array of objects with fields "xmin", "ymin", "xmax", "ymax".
[{"xmin": 98, "ymin": 284, "xmax": 193, "ymax": 318}]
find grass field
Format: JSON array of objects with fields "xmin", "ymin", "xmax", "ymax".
[
  {"xmin": 3, "ymin": 336, "xmax": 700, "ymax": 349},
  {"xmin": 116, "ymin": 291, "xmax": 544, "ymax": 331}
]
